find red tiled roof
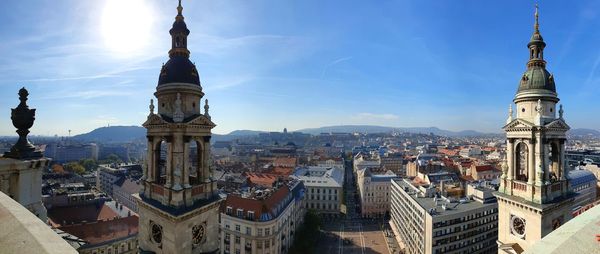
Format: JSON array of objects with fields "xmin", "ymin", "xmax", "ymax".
[
  {"xmin": 58, "ymin": 216, "xmax": 139, "ymax": 244},
  {"xmin": 474, "ymin": 165, "xmax": 496, "ymax": 172},
  {"xmin": 221, "ymin": 187, "xmax": 290, "ymax": 221},
  {"xmin": 48, "ymin": 204, "xmax": 119, "ymax": 227},
  {"xmin": 268, "ymin": 167, "xmax": 294, "ymax": 176},
  {"xmin": 245, "ymin": 173, "xmax": 279, "ymax": 187},
  {"xmin": 273, "ymin": 157, "xmax": 297, "ymax": 166}
]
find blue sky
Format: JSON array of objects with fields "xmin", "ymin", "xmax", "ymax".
[{"xmin": 0, "ymin": 0, "xmax": 599, "ymax": 136}]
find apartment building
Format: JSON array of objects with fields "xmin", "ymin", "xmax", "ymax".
[
  {"xmin": 356, "ymin": 168, "xmax": 400, "ymax": 218},
  {"xmin": 220, "ymin": 180, "xmax": 305, "ymax": 254},
  {"xmin": 390, "ymin": 178, "xmax": 498, "ymax": 254},
  {"xmin": 291, "ymin": 166, "xmax": 343, "ymax": 215}
]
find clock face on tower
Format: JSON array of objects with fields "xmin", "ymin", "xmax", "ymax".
[
  {"xmin": 192, "ymin": 224, "xmax": 205, "ymax": 244},
  {"xmin": 151, "ymin": 221, "xmax": 163, "ymax": 244},
  {"xmin": 510, "ymin": 215, "xmax": 526, "ymax": 239}
]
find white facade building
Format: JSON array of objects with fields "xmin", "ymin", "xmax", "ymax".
[
  {"xmin": 220, "ymin": 180, "xmax": 305, "ymax": 254},
  {"xmin": 356, "ymin": 168, "xmax": 399, "ymax": 218},
  {"xmin": 390, "ymin": 179, "xmax": 498, "ymax": 254},
  {"xmin": 291, "ymin": 166, "xmax": 344, "ymax": 215}
]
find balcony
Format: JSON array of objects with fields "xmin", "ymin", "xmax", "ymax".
[
  {"xmin": 551, "ymin": 182, "xmax": 562, "ymax": 192},
  {"xmin": 512, "ymin": 181, "xmax": 527, "ymax": 192}
]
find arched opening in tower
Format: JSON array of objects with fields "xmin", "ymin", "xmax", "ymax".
[
  {"xmin": 155, "ymin": 140, "xmax": 167, "ymax": 184},
  {"xmin": 549, "ymin": 142, "xmax": 560, "ymax": 182},
  {"xmin": 188, "ymin": 139, "xmax": 203, "ymax": 185},
  {"xmin": 515, "ymin": 143, "xmax": 529, "ymax": 182}
]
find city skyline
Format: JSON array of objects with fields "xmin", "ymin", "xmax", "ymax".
[{"xmin": 1, "ymin": 0, "xmax": 599, "ymax": 136}]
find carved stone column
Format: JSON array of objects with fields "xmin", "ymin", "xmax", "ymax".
[
  {"xmin": 203, "ymin": 136, "xmax": 211, "ymax": 182},
  {"xmin": 507, "ymin": 139, "xmax": 514, "ymax": 181},
  {"xmin": 165, "ymin": 136, "xmax": 173, "ymax": 187},
  {"xmin": 527, "ymin": 140, "xmax": 535, "ymax": 185},
  {"xmin": 183, "ymin": 136, "xmax": 191, "ymax": 188},
  {"xmin": 172, "ymin": 134, "xmax": 183, "ymax": 191},
  {"xmin": 559, "ymin": 140, "xmax": 566, "ymax": 180},
  {"xmin": 534, "ymin": 132, "xmax": 543, "ymax": 186},
  {"xmin": 143, "ymin": 136, "xmax": 153, "ymax": 181},
  {"xmin": 543, "ymin": 143, "xmax": 550, "ymax": 185}
]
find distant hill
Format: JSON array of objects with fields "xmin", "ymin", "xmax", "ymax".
[
  {"xmin": 73, "ymin": 126, "xmax": 146, "ymax": 143},
  {"xmin": 569, "ymin": 128, "xmax": 600, "ymax": 137},
  {"xmin": 75, "ymin": 125, "xmax": 599, "ymax": 144},
  {"xmin": 227, "ymin": 130, "xmax": 266, "ymax": 136},
  {"xmin": 296, "ymin": 125, "xmax": 501, "ymax": 137}
]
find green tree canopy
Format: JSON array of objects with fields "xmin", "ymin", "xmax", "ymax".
[
  {"xmin": 79, "ymin": 159, "xmax": 98, "ymax": 171},
  {"xmin": 64, "ymin": 162, "xmax": 85, "ymax": 175}
]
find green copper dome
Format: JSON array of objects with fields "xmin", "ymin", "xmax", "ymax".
[
  {"xmin": 518, "ymin": 66, "xmax": 555, "ymax": 93},
  {"xmin": 514, "ymin": 5, "xmax": 558, "ymax": 102}
]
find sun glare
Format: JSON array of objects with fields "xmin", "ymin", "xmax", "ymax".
[{"xmin": 101, "ymin": 0, "xmax": 154, "ymax": 54}]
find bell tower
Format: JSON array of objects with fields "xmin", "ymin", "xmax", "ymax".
[
  {"xmin": 135, "ymin": 1, "xmax": 221, "ymax": 253},
  {"xmin": 496, "ymin": 5, "xmax": 575, "ymax": 253}
]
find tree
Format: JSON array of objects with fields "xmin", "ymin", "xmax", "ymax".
[
  {"xmin": 64, "ymin": 162, "xmax": 85, "ymax": 175},
  {"xmin": 289, "ymin": 210, "xmax": 321, "ymax": 254},
  {"xmin": 51, "ymin": 164, "xmax": 65, "ymax": 174},
  {"xmin": 100, "ymin": 154, "xmax": 123, "ymax": 164},
  {"xmin": 79, "ymin": 159, "xmax": 98, "ymax": 171}
]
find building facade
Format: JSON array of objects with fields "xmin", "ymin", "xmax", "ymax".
[
  {"xmin": 134, "ymin": 2, "xmax": 222, "ymax": 253},
  {"xmin": 495, "ymin": 7, "xmax": 575, "ymax": 253},
  {"xmin": 390, "ymin": 179, "xmax": 498, "ymax": 254},
  {"xmin": 292, "ymin": 166, "xmax": 343, "ymax": 215},
  {"xmin": 219, "ymin": 180, "xmax": 305, "ymax": 254},
  {"xmin": 356, "ymin": 168, "xmax": 399, "ymax": 218}
]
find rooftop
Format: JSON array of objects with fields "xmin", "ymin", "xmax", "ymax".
[
  {"xmin": 393, "ymin": 179, "xmax": 496, "ymax": 217},
  {"xmin": 0, "ymin": 191, "xmax": 77, "ymax": 254},
  {"xmin": 292, "ymin": 166, "xmax": 344, "ymax": 188},
  {"xmin": 524, "ymin": 204, "xmax": 600, "ymax": 253}
]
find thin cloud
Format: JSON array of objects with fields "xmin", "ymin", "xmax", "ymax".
[{"xmin": 321, "ymin": 56, "xmax": 352, "ymax": 78}]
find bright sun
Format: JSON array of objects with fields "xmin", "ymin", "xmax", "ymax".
[{"xmin": 101, "ymin": 0, "xmax": 154, "ymax": 54}]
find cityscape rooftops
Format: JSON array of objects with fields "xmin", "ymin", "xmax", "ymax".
[
  {"xmin": 292, "ymin": 166, "xmax": 344, "ymax": 188},
  {"xmin": 393, "ymin": 178, "xmax": 496, "ymax": 217},
  {"xmin": 221, "ymin": 180, "xmax": 304, "ymax": 222}
]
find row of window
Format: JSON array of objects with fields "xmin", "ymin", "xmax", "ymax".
[
  {"xmin": 308, "ymin": 194, "xmax": 338, "ymax": 201},
  {"xmin": 309, "ymin": 188, "xmax": 338, "ymax": 194},
  {"xmin": 306, "ymin": 202, "xmax": 338, "ymax": 210}
]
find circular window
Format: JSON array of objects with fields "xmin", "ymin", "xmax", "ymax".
[
  {"xmin": 192, "ymin": 224, "xmax": 205, "ymax": 244},
  {"xmin": 162, "ymin": 103, "xmax": 165, "ymax": 108},
  {"xmin": 522, "ymin": 108, "xmax": 525, "ymax": 113},
  {"xmin": 151, "ymin": 222, "xmax": 163, "ymax": 244}
]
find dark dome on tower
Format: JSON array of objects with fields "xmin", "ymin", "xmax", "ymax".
[
  {"xmin": 158, "ymin": 57, "xmax": 201, "ymax": 86},
  {"xmin": 157, "ymin": 0, "xmax": 200, "ymax": 87}
]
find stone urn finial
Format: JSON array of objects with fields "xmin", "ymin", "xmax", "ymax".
[{"xmin": 4, "ymin": 87, "xmax": 43, "ymax": 159}]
